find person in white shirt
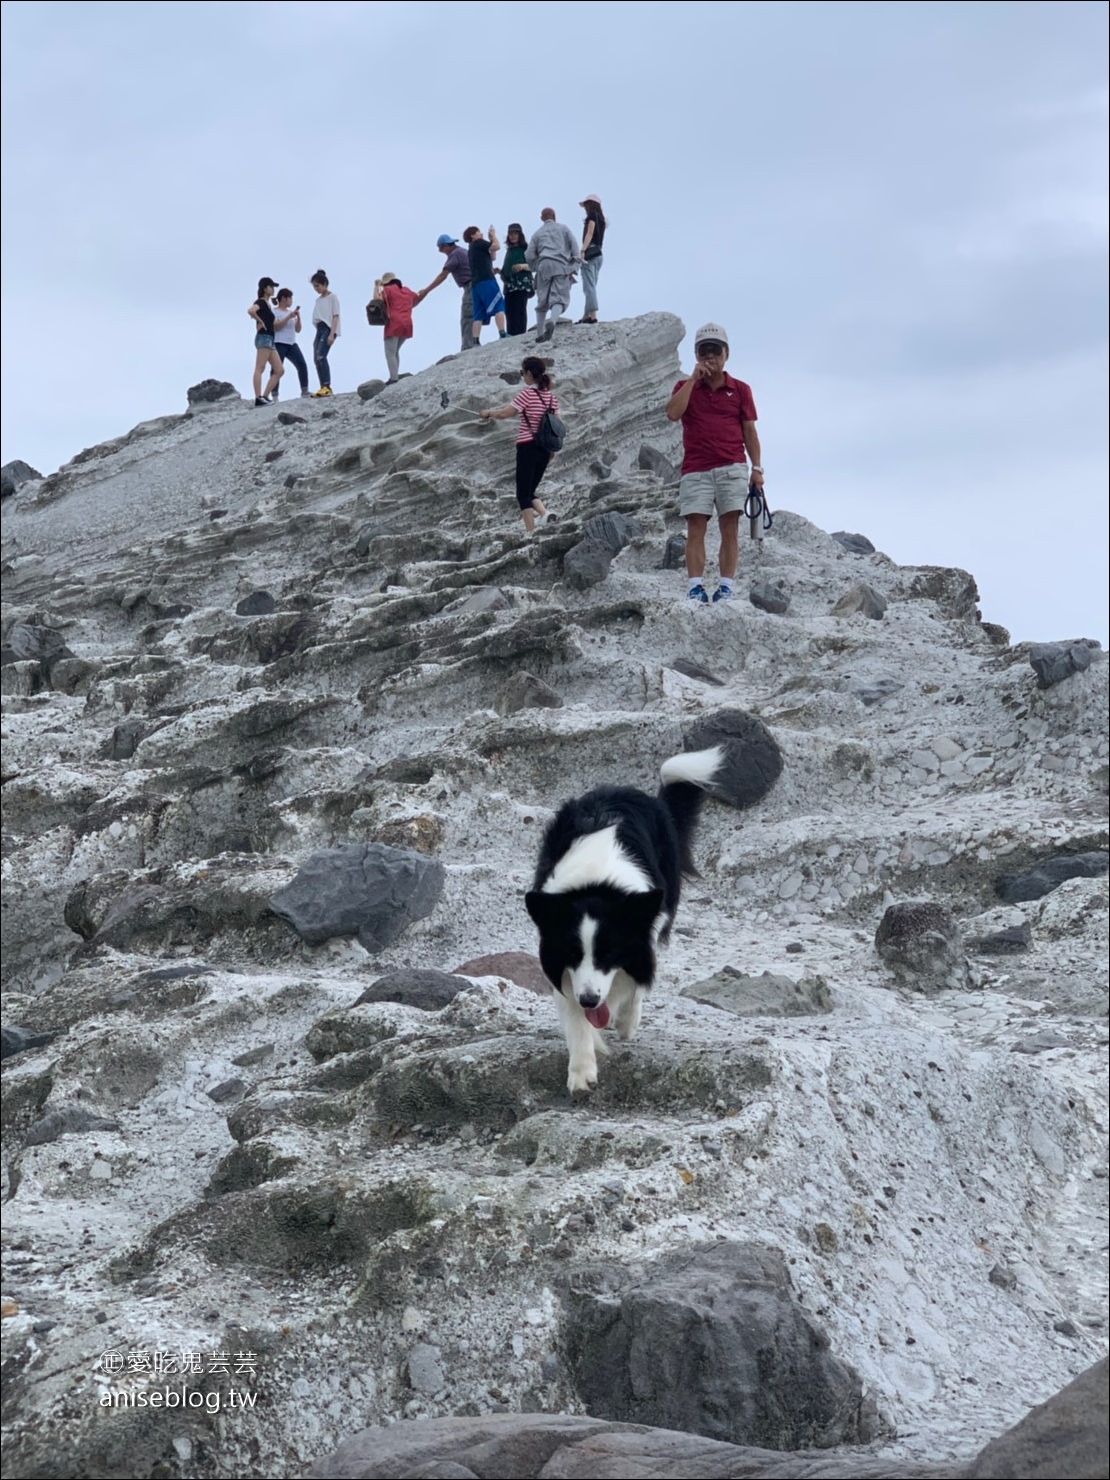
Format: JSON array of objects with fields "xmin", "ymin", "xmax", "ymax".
[
  {"xmin": 310, "ymin": 269, "xmax": 341, "ymax": 397},
  {"xmin": 273, "ymin": 289, "xmax": 310, "ymax": 398}
]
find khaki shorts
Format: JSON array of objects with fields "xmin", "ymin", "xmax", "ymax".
[{"xmin": 678, "ymin": 463, "xmax": 749, "ymax": 517}]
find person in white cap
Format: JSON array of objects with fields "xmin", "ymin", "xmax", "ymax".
[
  {"xmin": 665, "ymin": 324, "xmax": 764, "ymax": 604},
  {"xmin": 578, "ymin": 194, "xmax": 606, "ymax": 323}
]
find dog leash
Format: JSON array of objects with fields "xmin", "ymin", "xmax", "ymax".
[{"xmin": 745, "ymin": 483, "xmax": 773, "ymax": 534}]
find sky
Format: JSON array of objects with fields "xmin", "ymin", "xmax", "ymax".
[{"xmin": 1, "ymin": 0, "xmax": 1107, "ymax": 645}]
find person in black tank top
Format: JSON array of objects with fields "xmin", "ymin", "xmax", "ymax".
[
  {"xmin": 578, "ymin": 195, "xmax": 606, "ymax": 324},
  {"xmin": 247, "ymin": 277, "xmax": 283, "ymax": 406}
]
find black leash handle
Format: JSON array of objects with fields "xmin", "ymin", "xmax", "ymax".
[{"xmin": 745, "ymin": 483, "xmax": 773, "ymax": 532}]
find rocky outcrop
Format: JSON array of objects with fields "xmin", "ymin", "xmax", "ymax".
[{"xmin": 1, "ymin": 314, "xmax": 1106, "ymax": 1480}]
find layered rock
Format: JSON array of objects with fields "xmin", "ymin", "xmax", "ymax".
[{"xmin": 1, "ymin": 314, "xmax": 1106, "ymax": 1479}]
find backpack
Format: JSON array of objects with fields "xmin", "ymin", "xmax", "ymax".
[
  {"xmin": 526, "ymin": 391, "xmax": 566, "ymax": 453},
  {"xmin": 365, "ymin": 298, "xmax": 388, "ymax": 327}
]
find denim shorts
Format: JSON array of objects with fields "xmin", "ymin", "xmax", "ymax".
[
  {"xmin": 678, "ymin": 462, "xmax": 749, "ymax": 517},
  {"xmin": 472, "ymin": 278, "xmax": 506, "ymax": 324},
  {"xmin": 254, "ymin": 333, "xmax": 275, "ymax": 350}
]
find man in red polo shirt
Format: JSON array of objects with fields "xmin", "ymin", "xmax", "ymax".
[{"xmin": 665, "ymin": 322, "xmax": 764, "ymax": 604}]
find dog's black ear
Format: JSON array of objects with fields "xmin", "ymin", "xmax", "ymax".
[{"xmin": 629, "ymin": 888, "xmax": 665, "ymax": 925}]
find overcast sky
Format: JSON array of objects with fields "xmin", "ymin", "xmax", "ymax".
[{"xmin": 2, "ymin": 0, "xmax": 1106, "ymax": 644}]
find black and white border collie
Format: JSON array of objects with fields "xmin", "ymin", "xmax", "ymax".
[{"xmin": 525, "ymin": 746, "xmax": 722, "ymax": 1093}]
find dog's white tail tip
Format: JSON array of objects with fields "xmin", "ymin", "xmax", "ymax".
[{"xmin": 660, "ymin": 745, "xmax": 723, "ymax": 789}]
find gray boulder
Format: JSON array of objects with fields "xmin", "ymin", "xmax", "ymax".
[
  {"xmin": 683, "ymin": 708, "xmax": 784, "ymax": 810},
  {"xmin": 1028, "ymin": 642, "xmax": 1094, "ymax": 688},
  {"xmin": 966, "ymin": 1356, "xmax": 1108, "ymax": 1480},
  {"xmin": 354, "ymin": 969, "xmax": 470, "ymax": 1012},
  {"xmin": 684, "ymin": 967, "xmax": 833, "ymax": 1017},
  {"xmin": 24, "ymin": 1104, "xmax": 120, "ymax": 1146},
  {"xmin": 186, "ymin": 379, "xmax": 237, "ymax": 405},
  {"xmin": 269, "ymin": 843, "xmax": 445, "ymax": 952},
  {"xmin": 105, "ymin": 719, "xmax": 146, "ymax": 760},
  {"xmin": 658, "ymin": 533, "xmax": 686, "ymax": 570},
  {"xmin": 875, "ymin": 900, "xmax": 967, "ymax": 991},
  {"xmin": 668, "ymin": 657, "xmax": 724, "ymax": 686},
  {"xmin": 995, "ymin": 852, "xmax": 1108, "ymax": 904},
  {"xmin": 563, "ymin": 1241, "xmax": 877, "ymax": 1449},
  {"xmin": 832, "ymin": 583, "xmax": 887, "ymax": 620},
  {"xmin": 582, "ymin": 511, "xmax": 641, "ymax": 555},
  {"xmin": 452, "ymin": 952, "xmax": 550, "ymax": 995},
  {"xmin": 970, "ymin": 922, "xmax": 1032, "ymax": 954},
  {"xmin": 563, "ymin": 541, "xmax": 614, "ymax": 591},
  {"xmin": 236, "ymin": 590, "xmax": 277, "ymax": 617},
  {"xmin": 750, "ymin": 580, "xmax": 791, "ymax": 615},
  {"xmin": 2, "ymin": 622, "xmax": 75, "ymax": 683},
  {"xmin": 832, "ymin": 531, "xmax": 875, "ymax": 555},
  {"xmin": 1, "ymin": 1025, "xmax": 56, "ymax": 1060},
  {"xmin": 1, "ymin": 459, "xmax": 42, "ymax": 500},
  {"xmin": 497, "ymin": 670, "xmax": 563, "ymax": 716},
  {"xmin": 358, "ymin": 378, "xmax": 387, "ymax": 402},
  {"xmin": 638, "ymin": 444, "xmax": 679, "ymax": 482}
]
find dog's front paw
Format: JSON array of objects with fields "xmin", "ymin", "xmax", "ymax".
[{"xmin": 567, "ymin": 1062, "xmax": 597, "ymax": 1094}]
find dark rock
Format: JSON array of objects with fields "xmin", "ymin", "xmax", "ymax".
[
  {"xmin": 277, "ymin": 411, "xmax": 306, "ymax": 426},
  {"xmin": 749, "ymin": 581, "xmax": 791, "ymax": 615},
  {"xmin": 209, "ymin": 509, "xmax": 227, "ymax": 520},
  {"xmin": 971, "ymin": 922, "xmax": 1032, "ymax": 954},
  {"xmin": 995, "ymin": 852, "xmax": 1109, "ymax": 904},
  {"xmin": 269, "ymin": 842, "xmax": 445, "ymax": 952},
  {"xmin": 24, "ymin": 1105, "xmax": 120, "ymax": 1146},
  {"xmin": 354, "ymin": 969, "xmax": 470, "ymax": 1012},
  {"xmin": 321, "ymin": 410, "xmax": 337, "ymax": 419},
  {"xmin": 831, "ymin": 531, "xmax": 875, "ymax": 555},
  {"xmin": 1, "ymin": 1025, "xmax": 57, "ymax": 1061},
  {"xmin": 4, "ymin": 622, "xmax": 75, "ymax": 680},
  {"xmin": 50, "ymin": 656, "xmax": 96, "ymax": 695},
  {"xmin": 907, "ymin": 566, "xmax": 980, "ymax": 622},
  {"xmin": 637, "ymin": 444, "xmax": 680, "ymax": 482},
  {"xmin": 967, "ymin": 1356, "xmax": 1108, "ymax": 1480},
  {"xmin": 497, "ymin": 671, "xmax": 563, "ymax": 716},
  {"xmin": 875, "ymin": 901, "xmax": 967, "ymax": 991},
  {"xmin": 186, "ymin": 379, "xmax": 237, "ymax": 405},
  {"xmin": 207, "ymin": 1078, "xmax": 247, "ymax": 1104},
  {"xmin": 453, "ymin": 952, "xmax": 550, "ymax": 996},
  {"xmin": 232, "ymin": 1043, "xmax": 275, "ymax": 1068},
  {"xmin": 682, "ymin": 708, "xmax": 784, "ymax": 810},
  {"xmin": 683, "ymin": 967, "xmax": 833, "ymax": 1017},
  {"xmin": 1053, "ymin": 1318, "xmax": 1080, "ymax": 1338},
  {"xmin": 668, "ymin": 658, "xmax": 724, "ymax": 686},
  {"xmin": 307, "ymin": 1412, "xmax": 965, "ymax": 1480},
  {"xmin": 785, "ymin": 941, "xmax": 805, "ymax": 954},
  {"xmin": 357, "ymin": 378, "xmax": 387, "ymax": 402},
  {"xmin": 832, "ymin": 583, "xmax": 887, "ymax": 620},
  {"xmin": 63, "ymin": 880, "xmax": 98, "ymax": 941},
  {"xmin": 284, "ymin": 474, "xmax": 299, "ymax": 489},
  {"xmin": 854, "ymin": 679, "xmax": 905, "ymax": 707},
  {"xmin": 106, "ymin": 719, "xmax": 146, "ymax": 760},
  {"xmin": 236, "ymin": 590, "xmax": 278, "ymax": 617},
  {"xmin": 264, "ymin": 449, "xmax": 284, "ymax": 464},
  {"xmin": 1029, "ymin": 641, "xmax": 1095, "ymax": 688},
  {"xmin": 1011, "ymin": 1032, "xmax": 1069, "ymax": 1055},
  {"xmin": 564, "ymin": 1242, "xmax": 876, "ymax": 1449},
  {"xmin": 988, "ymin": 1264, "xmax": 1018, "ymax": 1291},
  {"xmin": 581, "ymin": 512, "xmax": 641, "ymax": 556},
  {"xmin": 1, "ymin": 459, "xmax": 42, "ymax": 499},
  {"xmin": 499, "ymin": 371, "xmax": 522, "ymax": 384},
  {"xmin": 563, "ymin": 541, "xmax": 613, "ymax": 591},
  {"xmin": 981, "ymin": 621, "xmax": 1011, "ymax": 647},
  {"xmin": 658, "ymin": 533, "xmax": 686, "ymax": 570}
]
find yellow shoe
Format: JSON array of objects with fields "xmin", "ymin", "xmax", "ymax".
[{"xmin": 312, "ymin": 386, "xmax": 333, "ymax": 397}]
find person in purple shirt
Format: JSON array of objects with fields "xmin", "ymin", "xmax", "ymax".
[{"xmin": 415, "ymin": 234, "xmax": 475, "ymax": 352}]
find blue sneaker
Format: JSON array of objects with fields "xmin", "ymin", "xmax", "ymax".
[
  {"xmin": 687, "ymin": 584, "xmax": 709, "ymax": 604},
  {"xmin": 711, "ymin": 585, "xmax": 734, "ymax": 603}
]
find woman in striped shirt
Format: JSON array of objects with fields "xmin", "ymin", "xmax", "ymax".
[{"xmin": 479, "ymin": 357, "xmax": 559, "ymax": 533}]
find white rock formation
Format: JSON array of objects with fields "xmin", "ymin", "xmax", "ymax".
[{"xmin": 0, "ymin": 314, "xmax": 1106, "ymax": 1477}]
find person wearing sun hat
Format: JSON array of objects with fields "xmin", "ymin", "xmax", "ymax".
[
  {"xmin": 415, "ymin": 234, "xmax": 475, "ymax": 352},
  {"xmin": 578, "ymin": 194, "xmax": 606, "ymax": 324},
  {"xmin": 374, "ymin": 272, "xmax": 420, "ymax": 383},
  {"xmin": 665, "ymin": 323, "xmax": 764, "ymax": 605}
]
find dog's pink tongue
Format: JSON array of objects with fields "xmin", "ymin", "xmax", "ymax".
[{"xmin": 585, "ymin": 1004, "xmax": 610, "ymax": 1030}]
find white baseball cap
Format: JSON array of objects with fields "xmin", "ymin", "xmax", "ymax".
[{"xmin": 694, "ymin": 322, "xmax": 729, "ymax": 349}]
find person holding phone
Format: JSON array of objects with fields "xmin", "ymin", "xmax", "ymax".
[
  {"xmin": 665, "ymin": 323, "xmax": 763, "ymax": 604},
  {"xmin": 463, "ymin": 225, "xmax": 508, "ymax": 346},
  {"xmin": 273, "ymin": 289, "xmax": 310, "ymax": 398}
]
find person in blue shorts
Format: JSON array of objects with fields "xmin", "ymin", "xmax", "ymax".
[{"xmin": 463, "ymin": 225, "xmax": 508, "ymax": 345}]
